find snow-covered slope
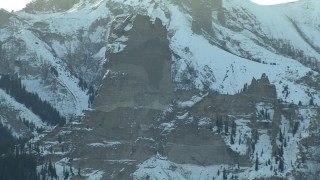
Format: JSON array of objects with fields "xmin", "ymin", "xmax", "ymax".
[
  {"xmin": 0, "ymin": 0, "xmax": 115, "ymax": 137},
  {"xmin": 104, "ymin": 0, "xmax": 320, "ymax": 106},
  {"xmin": 1, "ymin": 0, "xmax": 113, "ymax": 119}
]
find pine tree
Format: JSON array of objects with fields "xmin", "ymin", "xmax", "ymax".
[
  {"xmin": 231, "ymin": 121, "xmax": 236, "ymax": 137},
  {"xmin": 254, "ymin": 129, "xmax": 259, "ymax": 142},
  {"xmin": 279, "ymin": 129, "xmax": 283, "ymax": 143},
  {"xmin": 309, "ymin": 98, "xmax": 314, "ymax": 106},
  {"xmin": 70, "ymin": 166, "xmax": 74, "ymax": 175},
  {"xmin": 251, "ymin": 142, "xmax": 255, "ymax": 154},
  {"xmin": 255, "ymin": 156, "xmax": 259, "ymax": 171},
  {"xmin": 278, "ymin": 145, "xmax": 284, "ymax": 157},
  {"xmin": 58, "ymin": 135, "xmax": 62, "ymax": 144},
  {"xmin": 230, "ymin": 134, "xmax": 234, "ymax": 144},
  {"xmin": 216, "ymin": 117, "xmax": 222, "ymax": 133},
  {"xmin": 64, "ymin": 166, "xmax": 70, "ymax": 180},
  {"xmin": 284, "ymin": 138, "xmax": 287, "ymax": 147},
  {"xmin": 224, "ymin": 121, "xmax": 229, "ymax": 134},
  {"xmin": 223, "ymin": 168, "xmax": 227, "ymax": 180},
  {"xmin": 265, "ymin": 109, "xmax": 268, "ymax": 120},
  {"xmin": 293, "ymin": 121, "xmax": 299, "ymax": 136},
  {"xmin": 278, "ymin": 158, "xmax": 284, "ymax": 172}
]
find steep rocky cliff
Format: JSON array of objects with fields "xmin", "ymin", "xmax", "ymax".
[
  {"xmin": 72, "ymin": 14, "xmax": 175, "ymax": 178},
  {"xmin": 36, "ymin": 14, "xmax": 319, "ymax": 179}
]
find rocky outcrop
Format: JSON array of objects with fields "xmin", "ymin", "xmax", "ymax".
[
  {"xmin": 69, "ymin": 14, "xmax": 254, "ymax": 179},
  {"xmin": 0, "ymin": 9, "xmax": 12, "ymax": 28},
  {"xmin": 246, "ymin": 73, "xmax": 277, "ymax": 100},
  {"xmin": 54, "ymin": 15, "xmax": 280, "ymax": 179},
  {"xmin": 94, "ymin": 15, "xmax": 174, "ymax": 112},
  {"xmin": 69, "ymin": 15, "xmax": 175, "ymax": 179},
  {"xmin": 35, "ymin": 9, "xmax": 319, "ymax": 180}
]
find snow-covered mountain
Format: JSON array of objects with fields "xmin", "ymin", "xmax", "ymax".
[
  {"xmin": 98, "ymin": 0, "xmax": 320, "ymax": 104},
  {"xmin": 0, "ymin": 0, "xmax": 113, "ymax": 136},
  {"xmin": 0, "ymin": 0, "xmax": 320, "ymax": 179}
]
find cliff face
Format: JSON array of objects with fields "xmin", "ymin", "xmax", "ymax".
[
  {"xmin": 246, "ymin": 73, "xmax": 277, "ymax": 100},
  {"xmin": 33, "ymin": 13, "xmax": 320, "ymax": 179},
  {"xmin": 65, "ymin": 16, "xmax": 278, "ymax": 179},
  {"xmin": 94, "ymin": 15, "xmax": 174, "ymax": 112},
  {"xmin": 69, "ymin": 15, "xmax": 175, "ymax": 179},
  {"xmin": 69, "ymin": 15, "xmax": 249, "ymax": 179}
]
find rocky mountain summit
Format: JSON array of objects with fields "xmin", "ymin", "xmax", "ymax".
[{"xmin": 0, "ymin": 0, "xmax": 320, "ymax": 179}]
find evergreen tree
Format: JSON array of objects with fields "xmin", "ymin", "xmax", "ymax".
[
  {"xmin": 309, "ymin": 98, "xmax": 314, "ymax": 106},
  {"xmin": 230, "ymin": 134, "xmax": 234, "ymax": 144},
  {"xmin": 0, "ymin": 124, "xmax": 39, "ymax": 180},
  {"xmin": 278, "ymin": 145, "xmax": 284, "ymax": 157},
  {"xmin": 284, "ymin": 138, "xmax": 287, "ymax": 147},
  {"xmin": 231, "ymin": 121, "xmax": 236, "ymax": 137},
  {"xmin": 70, "ymin": 166, "xmax": 74, "ymax": 175},
  {"xmin": 293, "ymin": 121, "xmax": 299, "ymax": 136},
  {"xmin": 216, "ymin": 117, "xmax": 222, "ymax": 133},
  {"xmin": 58, "ymin": 135, "xmax": 62, "ymax": 144},
  {"xmin": 64, "ymin": 167, "xmax": 70, "ymax": 180},
  {"xmin": 251, "ymin": 142, "xmax": 255, "ymax": 154},
  {"xmin": 255, "ymin": 156, "xmax": 259, "ymax": 171},
  {"xmin": 278, "ymin": 158, "xmax": 284, "ymax": 172},
  {"xmin": 223, "ymin": 168, "xmax": 227, "ymax": 180},
  {"xmin": 254, "ymin": 129, "xmax": 259, "ymax": 142},
  {"xmin": 224, "ymin": 120, "xmax": 229, "ymax": 134},
  {"xmin": 279, "ymin": 129, "xmax": 283, "ymax": 143}
]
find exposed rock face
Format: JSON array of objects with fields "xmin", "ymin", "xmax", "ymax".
[
  {"xmin": 163, "ymin": 120, "xmax": 249, "ymax": 166},
  {"xmin": 35, "ymin": 12, "xmax": 320, "ymax": 180},
  {"xmin": 0, "ymin": 9, "xmax": 12, "ymax": 28},
  {"xmin": 246, "ymin": 73, "xmax": 277, "ymax": 100},
  {"xmin": 69, "ymin": 15, "xmax": 175, "ymax": 179},
  {"xmin": 67, "ymin": 15, "xmax": 250, "ymax": 179},
  {"xmin": 94, "ymin": 15, "xmax": 174, "ymax": 112},
  {"xmin": 64, "ymin": 16, "xmax": 279, "ymax": 179}
]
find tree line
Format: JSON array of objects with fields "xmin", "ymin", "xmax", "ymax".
[
  {"xmin": 0, "ymin": 123, "xmax": 39, "ymax": 180},
  {"xmin": 0, "ymin": 74, "xmax": 66, "ymax": 126}
]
